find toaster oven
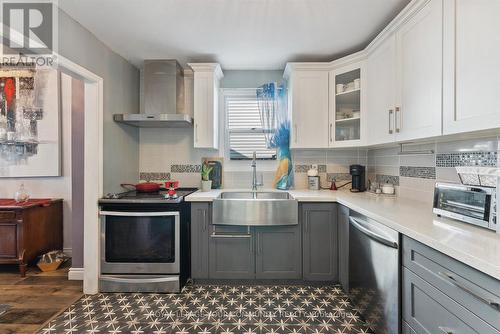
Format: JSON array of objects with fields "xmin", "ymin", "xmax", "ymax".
[{"xmin": 433, "ymin": 182, "xmax": 497, "ymax": 231}]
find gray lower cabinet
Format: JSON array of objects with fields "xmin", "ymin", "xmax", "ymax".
[
  {"xmin": 255, "ymin": 225, "xmax": 302, "ymax": 279},
  {"xmin": 301, "ymin": 203, "xmax": 338, "ymax": 281},
  {"xmin": 338, "ymin": 204, "xmax": 349, "ymax": 290},
  {"xmin": 403, "ymin": 236, "xmax": 500, "ymax": 332},
  {"xmin": 402, "ymin": 236, "xmax": 500, "ymax": 334},
  {"xmin": 403, "ymin": 268, "xmax": 498, "ymax": 334},
  {"xmin": 191, "ymin": 203, "xmax": 210, "ymax": 279},
  {"xmin": 192, "ymin": 202, "xmax": 337, "ymax": 281},
  {"xmin": 208, "ymin": 225, "xmax": 255, "ymax": 279}
]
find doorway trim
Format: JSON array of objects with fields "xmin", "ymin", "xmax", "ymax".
[{"xmin": 57, "ymin": 55, "xmax": 103, "ymax": 294}]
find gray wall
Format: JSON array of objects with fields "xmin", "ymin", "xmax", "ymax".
[
  {"xmin": 58, "ymin": 9, "xmax": 140, "ymax": 195},
  {"xmin": 220, "ymin": 70, "xmax": 284, "ymax": 88},
  {"xmin": 58, "ymin": 9, "xmax": 140, "ymax": 268},
  {"xmin": 71, "ymin": 77, "xmax": 85, "ymax": 268}
]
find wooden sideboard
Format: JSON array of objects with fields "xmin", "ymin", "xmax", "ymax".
[{"xmin": 0, "ymin": 199, "xmax": 63, "ymax": 276}]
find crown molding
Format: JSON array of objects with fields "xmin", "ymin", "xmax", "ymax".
[{"xmin": 188, "ymin": 63, "xmax": 224, "ymax": 79}]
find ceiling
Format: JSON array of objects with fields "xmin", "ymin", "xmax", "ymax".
[{"xmin": 59, "ymin": 0, "xmax": 410, "ymax": 70}]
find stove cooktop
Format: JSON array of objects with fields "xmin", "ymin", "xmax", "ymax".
[{"xmin": 99, "ymin": 188, "xmax": 198, "ymax": 204}]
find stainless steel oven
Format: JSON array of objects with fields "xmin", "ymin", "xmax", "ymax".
[
  {"xmin": 100, "ymin": 210, "xmax": 180, "ymax": 274},
  {"xmin": 433, "ymin": 182, "xmax": 497, "ymax": 231},
  {"xmin": 98, "ymin": 188, "xmax": 196, "ymax": 293}
]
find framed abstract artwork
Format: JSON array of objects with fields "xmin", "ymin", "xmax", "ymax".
[{"xmin": 0, "ymin": 68, "xmax": 61, "ymax": 177}]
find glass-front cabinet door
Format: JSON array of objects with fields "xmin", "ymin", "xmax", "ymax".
[{"xmin": 329, "ymin": 63, "xmax": 365, "ymax": 147}]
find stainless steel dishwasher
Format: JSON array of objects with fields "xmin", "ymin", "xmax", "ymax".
[{"xmin": 349, "ymin": 212, "xmax": 400, "ymax": 334}]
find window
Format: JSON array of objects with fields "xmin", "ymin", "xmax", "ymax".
[{"xmin": 224, "ymin": 90, "xmax": 276, "ymax": 160}]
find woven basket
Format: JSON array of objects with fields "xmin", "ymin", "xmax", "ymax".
[{"xmin": 37, "ymin": 259, "xmax": 63, "ymax": 272}]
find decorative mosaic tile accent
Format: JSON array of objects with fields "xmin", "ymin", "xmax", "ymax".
[
  {"xmin": 294, "ymin": 164, "xmax": 327, "ymax": 173},
  {"xmin": 38, "ymin": 283, "xmax": 374, "ymax": 334},
  {"xmin": 171, "ymin": 164, "xmax": 202, "ymax": 173},
  {"xmin": 327, "ymin": 173, "xmax": 351, "ymax": 181},
  {"xmin": 139, "ymin": 172, "xmax": 171, "ymax": 181},
  {"xmin": 375, "ymin": 174, "xmax": 400, "ymax": 186},
  {"xmin": 399, "ymin": 166, "xmax": 436, "ymax": 179},
  {"xmin": 436, "ymin": 151, "xmax": 497, "ymax": 167}
]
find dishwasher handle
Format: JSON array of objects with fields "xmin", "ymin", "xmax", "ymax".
[{"xmin": 349, "ymin": 217, "xmax": 399, "ymax": 249}]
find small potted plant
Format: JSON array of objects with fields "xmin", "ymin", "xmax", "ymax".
[{"xmin": 201, "ymin": 161, "xmax": 213, "ymax": 192}]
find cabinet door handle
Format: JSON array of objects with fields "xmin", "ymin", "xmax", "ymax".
[
  {"xmin": 395, "ymin": 107, "xmax": 400, "ymax": 133},
  {"xmin": 438, "ymin": 271, "xmax": 500, "ymax": 310},
  {"xmin": 195, "ymin": 123, "xmax": 199, "ymax": 143},
  {"xmin": 438, "ymin": 326, "xmax": 454, "ymax": 334},
  {"xmin": 329, "ymin": 123, "xmax": 333, "ymax": 142},
  {"xmin": 294, "ymin": 124, "xmax": 298, "ymax": 143},
  {"xmin": 388, "ymin": 109, "xmax": 393, "ymax": 134},
  {"xmin": 202, "ymin": 210, "xmax": 207, "ymax": 231},
  {"xmin": 249, "ymin": 231, "xmax": 253, "ymax": 253}
]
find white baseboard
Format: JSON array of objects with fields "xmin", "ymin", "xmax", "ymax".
[{"xmin": 68, "ymin": 267, "xmax": 84, "ymax": 280}]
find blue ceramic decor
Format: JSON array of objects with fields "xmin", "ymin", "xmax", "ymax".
[{"xmin": 256, "ymin": 82, "xmax": 293, "ymax": 190}]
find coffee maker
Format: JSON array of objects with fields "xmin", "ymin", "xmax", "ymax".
[{"xmin": 349, "ymin": 165, "xmax": 366, "ymax": 192}]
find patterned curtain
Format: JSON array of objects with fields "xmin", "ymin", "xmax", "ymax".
[{"xmin": 256, "ymin": 82, "xmax": 293, "ymax": 190}]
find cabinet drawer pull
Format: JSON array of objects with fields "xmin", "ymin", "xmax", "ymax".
[
  {"xmin": 388, "ymin": 109, "xmax": 393, "ymax": 134},
  {"xmin": 438, "ymin": 271, "xmax": 500, "ymax": 311},
  {"xmin": 211, "ymin": 225, "xmax": 251, "ymax": 239},
  {"xmin": 438, "ymin": 326, "xmax": 453, "ymax": 334},
  {"xmin": 210, "ymin": 233, "xmax": 251, "ymax": 238}
]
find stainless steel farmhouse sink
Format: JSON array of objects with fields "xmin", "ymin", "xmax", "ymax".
[{"xmin": 212, "ymin": 191, "xmax": 298, "ymax": 226}]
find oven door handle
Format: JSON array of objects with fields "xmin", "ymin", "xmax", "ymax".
[
  {"xmin": 100, "ymin": 276, "xmax": 179, "ymax": 284},
  {"xmin": 99, "ymin": 211, "xmax": 179, "ymax": 217}
]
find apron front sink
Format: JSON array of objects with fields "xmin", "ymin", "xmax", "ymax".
[{"xmin": 212, "ymin": 191, "xmax": 298, "ymax": 226}]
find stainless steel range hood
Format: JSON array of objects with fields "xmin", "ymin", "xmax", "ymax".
[{"xmin": 114, "ymin": 59, "xmax": 193, "ymax": 128}]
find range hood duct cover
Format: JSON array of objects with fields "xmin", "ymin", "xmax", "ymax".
[{"xmin": 113, "ymin": 59, "xmax": 193, "ymax": 128}]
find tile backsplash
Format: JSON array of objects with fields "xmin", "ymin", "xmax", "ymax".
[
  {"xmin": 139, "ymin": 127, "xmax": 499, "ymax": 205},
  {"xmin": 139, "ymin": 146, "xmax": 367, "ymax": 190},
  {"xmin": 367, "ymin": 136, "xmax": 500, "ymax": 204}
]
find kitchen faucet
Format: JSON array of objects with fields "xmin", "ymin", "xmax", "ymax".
[{"xmin": 251, "ymin": 151, "xmax": 263, "ymax": 191}]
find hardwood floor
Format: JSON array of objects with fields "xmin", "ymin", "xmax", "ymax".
[{"xmin": 0, "ymin": 263, "xmax": 82, "ymax": 334}]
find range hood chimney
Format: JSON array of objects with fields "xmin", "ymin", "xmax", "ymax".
[{"xmin": 113, "ymin": 59, "xmax": 193, "ymax": 127}]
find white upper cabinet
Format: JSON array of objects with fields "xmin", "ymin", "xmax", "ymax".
[
  {"xmin": 188, "ymin": 63, "xmax": 223, "ymax": 149},
  {"xmin": 367, "ymin": 34, "xmax": 397, "ymax": 145},
  {"xmin": 286, "ymin": 67, "xmax": 329, "ymax": 149},
  {"xmin": 395, "ymin": 0, "xmax": 443, "ymax": 142},
  {"xmin": 443, "ymin": 0, "xmax": 500, "ymax": 134},
  {"xmin": 329, "ymin": 61, "xmax": 366, "ymax": 147}
]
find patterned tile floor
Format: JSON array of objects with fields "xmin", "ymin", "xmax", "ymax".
[{"xmin": 38, "ymin": 284, "xmax": 374, "ymax": 334}]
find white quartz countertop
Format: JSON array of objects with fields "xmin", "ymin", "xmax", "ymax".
[{"xmin": 185, "ymin": 189, "xmax": 500, "ymax": 280}]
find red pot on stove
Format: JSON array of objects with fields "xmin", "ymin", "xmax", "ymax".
[{"xmin": 121, "ymin": 182, "xmax": 160, "ymax": 193}]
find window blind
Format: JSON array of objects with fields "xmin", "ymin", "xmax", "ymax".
[{"xmin": 225, "ymin": 94, "xmax": 276, "ymax": 160}]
